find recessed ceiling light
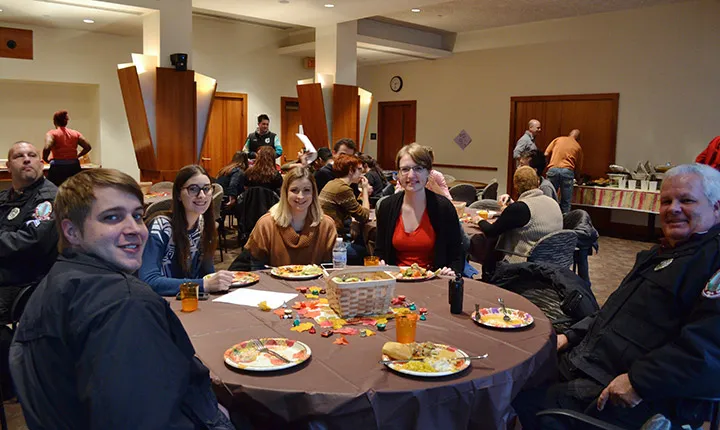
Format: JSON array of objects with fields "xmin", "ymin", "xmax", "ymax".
[
  {"xmin": 0, "ymin": 8, "xmax": 3, "ymax": 12},
  {"xmin": 411, "ymin": 8, "xmax": 421, "ymax": 13},
  {"xmin": 324, "ymin": 4, "xmax": 334, "ymax": 8},
  {"xmin": 279, "ymin": 0, "xmax": 289, "ymax": 3},
  {"xmin": 83, "ymin": 18, "xmax": 95, "ymax": 24}
]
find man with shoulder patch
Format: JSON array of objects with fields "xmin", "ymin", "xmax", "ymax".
[
  {"xmin": 243, "ymin": 113, "xmax": 282, "ymax": 158},
  {"xmin": 514, "ymin": 163, "xmax": 720, "ymax": 429},
  {"xmin": 10, "ymin": 169, "xmax": 236, "ymax": 429},
  {"xmin": 0, "ymin": 141, "xmax": 58, "ymax": 323}
]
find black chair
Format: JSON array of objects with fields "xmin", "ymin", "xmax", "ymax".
[
  {"xmin": 563, "ymin": 209, "xmax": 599, "ymax": 284},
  {"xmin": 481, "ymin": 180, "xmax": 499, "ymax": 200},
  {"xmin": 234, "ymin": 187, "xmax": 280, "ymax": 248},
  {"xmin": 537, "ymin": 397, "xmax": 720, "ymax": 430},
  {"xmin": 449, "ymin": 184, "xmax": 477, "ymax": 204}
]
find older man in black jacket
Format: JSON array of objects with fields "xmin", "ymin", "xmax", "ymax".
[
  {"xmin": 514, "ymin": 163, "xmax": 720, "ymax": 429},
  {"xmin": 0, "ymin": 141, "xmax": 57, "ymax": 323}
]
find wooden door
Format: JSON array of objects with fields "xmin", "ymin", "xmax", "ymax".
[
  {"xmin": 507, "ymin": 94, "xmax": 619, "ymax": 189},
  {"xmin": 377, "ymin": 101, "xmax": 417, "ymax": 170},
  {"xmin": 281, "ymin": 97, "xmax": 304, "ymax": 163},
  {"xmin": 200, "ymin": 92, "xmax": 247, "ymax": 177}
]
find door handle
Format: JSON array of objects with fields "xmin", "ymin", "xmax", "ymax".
[{"xmin": 201, "ymin": 157, "xmax": 211, "ymax": 161}]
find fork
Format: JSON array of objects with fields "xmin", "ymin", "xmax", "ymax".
[
  {"xmin": 498, "ymin": 298, "xmax": 511, "ymax": 322},
  {"xmin": 379, "ymin": 354, "xmax": 489, "ymax": 364},
  {"xmin": 251, "ymin": 339, "xmax": 291, "ymax": 363}
]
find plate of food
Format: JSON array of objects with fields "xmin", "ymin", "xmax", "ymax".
[
  {"xmin": 224, "ymin": 338, "xmax": 311, "ymax": 371},
  {"xmin": 230, "ymin": 271, "xmax": 260, "ymax": 287},
  {"xmin": 271, "ymin": 264, "xmax": 324, "ymax": 280},
  {"xmin": 381, "ymin": 341, "xmax": 470, "ymax": 377},
  {"xmin": 471, "ymin": 307, "xmax": 534, "ymax": 329},
  {"xmin": 393, "ymin": 264, "xmax": 437, "ymax": 282}
]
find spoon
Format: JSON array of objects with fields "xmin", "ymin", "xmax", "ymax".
[{"xmin": 498, "ymin": 298, "xmax": 511, "ymax": 322}]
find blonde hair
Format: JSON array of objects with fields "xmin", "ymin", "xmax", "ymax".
[
  {"xmin": 55, "ymin": 169, "xmax": 143, "ymax": 251},
  {"xmin": 514, "ymin": 166, "xmax": 539, "ymax": 195},
  {"xmin": 269, "ymin": 167, "xmax": 323, "ymax": 228},
  {"xmin": 395, "ymin": 143, "xmax": 433, "ymax": 171}
]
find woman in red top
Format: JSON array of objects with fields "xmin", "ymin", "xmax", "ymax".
[
  {"xmin": 374, "ymin": 143, "xmax": 464, "ymax": 276},
  {"xmin": 43, "ymin": 110, "xmax": 92, "ymax": 186}
]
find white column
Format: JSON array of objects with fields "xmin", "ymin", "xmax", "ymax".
[
  {"xmin": 315, "ymin": 21, "xmax": 357, "ymax": 85},
  {"xmin": 141, "ymin": 0, "xmax": 193, "ymax": 68}
]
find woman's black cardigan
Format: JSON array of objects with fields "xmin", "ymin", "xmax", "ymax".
[{"xmin": 374, "ymin": 188, "xmax": 465, "ymax": 275}]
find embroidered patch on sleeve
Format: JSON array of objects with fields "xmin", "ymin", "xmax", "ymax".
[
  {"xmin": 33, "ymin": 201, "xmax": 53, "ymax": 221},
  {"xmin": 702, "ymin": 269, "xmax": 720, "ymax": 299}
]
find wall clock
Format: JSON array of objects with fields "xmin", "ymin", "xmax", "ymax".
[{"xmin": 390, "ymin": 75, "xmax": 403, "ymax": 92}]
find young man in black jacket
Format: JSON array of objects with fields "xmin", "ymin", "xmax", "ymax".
[{"xmin": 10, "ymin": 169, "xmax": 236, "ymax": 430}]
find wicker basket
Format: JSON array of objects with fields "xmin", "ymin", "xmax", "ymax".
[{"xmin": 325, "ymin": 266, "xmax": 398, "ymax": 318}]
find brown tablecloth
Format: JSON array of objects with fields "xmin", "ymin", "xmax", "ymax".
[{"xmin": 170, "ymin": 272, "xmax": 556, "ymax": 430}]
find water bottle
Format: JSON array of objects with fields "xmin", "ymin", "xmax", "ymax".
[
  {"xmin": 332, "ymin": 238, "xmax": 347, "ymax": 268},
  {"xmin": 449, "ymin": 274, "xmax": 464, "ymax": 314}
]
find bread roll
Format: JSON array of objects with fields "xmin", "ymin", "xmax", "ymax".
[{"xmin": 382, "ymin": 342, "xmax": 413, "ymax": 360}]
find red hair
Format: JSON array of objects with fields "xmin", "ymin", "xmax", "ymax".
[
  {"xmin": 332, "ymin": 154, "xmax": 362, "ymax": 177},
  {"xmin": 53, "ymin": 110, "xmax": 69, "ymax": 127},
  {"xmin": 245, "ymin": 146, "xmax": 278, "ymax": 183}
]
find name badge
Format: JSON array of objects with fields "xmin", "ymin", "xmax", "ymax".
[
  {"xmin": 654, "ymin": 258, "xmax": 673, "ymax": 271},
  {"xmin": 7, "ymin": 207, "xmax": 20, "ymax": 220},
  {"xmin": 703, "ymin": 269, "xmax": 720, "ymax": 299}
]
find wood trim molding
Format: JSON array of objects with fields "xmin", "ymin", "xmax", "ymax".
[
  {"xmin": 434, "ymin": 163, "xmax": 498, "ymax": 172},
  {"xmin": 117, "ymin": 66, "xmax": 157, "ymax": 171},
  {"xmin": 510, "ymin": 93, "xmax": 620, "ymax": 103},
  {"xmin": 215, "ymin": 92, "xmax": 246, "ymax": 99}
]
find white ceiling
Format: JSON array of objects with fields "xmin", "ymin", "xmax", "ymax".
[{"xmin": 0, "ymin": 0, "xmax": 696, "ymax": 42}]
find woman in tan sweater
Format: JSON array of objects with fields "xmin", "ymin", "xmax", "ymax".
[{"xmin": 230, "ymin": 167, "xmax": 336, "ymax": 270}]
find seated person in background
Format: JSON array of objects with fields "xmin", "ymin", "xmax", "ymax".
[
  {"xmin": 216, "ymin": 151, "xmax": 248, "ymax": 206},
  {"xmin": 244, "ymin": 146, "xmax": 283, "ymax": 195},
  {"xmin": 0, "ymin": 141, "xmax": 58, "ymax": 324},
  {"xmin": 281, "ymin": 147, "xmax": 333, "ymax": 174},
  {"xmin": 376, "ymin": 143, "xmax": 464, "ymax": 277},
  {"xmin": 695, "ymin": 135, "xmax": 720, "ymax": 170},
  {"xmin": 514, "ymin": 163, "xmax": 720, "ymax": 430},
  {"xmin": 319, "ymin": 153, "xmax": 370, "ymax": 265},
  {"xmin": 528, "ymin": 150, "xmax": 558, "ymax": 202},
  {"xmin": 359, "ymin": 153, "xmax": 388, "ymax": 201},
  {"xmin": 314, "ymin": 138, "xmax": 357, "ymax": 192},
  {"xmin": 479, "ymin": 166, "xmax": 562, "ymax": 278},
  {"xmin": 140, "ymin": 165, "xmax": 233, "ymax": 296},
  {"xmin": 230, "ymin": 167, "xmax": 336, "ymax": 270},
  {"xmin": 394, "ymin": 146, "xmax": 451, "ymax": 200},
  {"xmin": 10, "ymin": 169, "xmax": 235, "ymax": 430}
]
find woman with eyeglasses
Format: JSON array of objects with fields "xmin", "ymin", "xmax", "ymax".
[
  {"xmin": 375, "ymin": 143, "xmax": 464, "ymax": 277},
  {"xmin": 393, "ymin": 146, "xmax": 451, "ymax": 200},
  {"xmin": 140, "ymin": 165, "xmax": 234, "ymax": 296},
  {"xmin": 229, "ymin": 167, "xmax": 337, "ymax": 270}
]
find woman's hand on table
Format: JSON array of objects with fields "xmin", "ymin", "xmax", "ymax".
[
  {"xmin": 204, "ymin": 270, "xmax": 234, "ymax": 293},
  {"xmin": 437, "ymin": 267, "xmax": 456, "ymax": 277},
  {"xmin": 498, "ymin": 194, "xmax": 513, "ymax": 209}
]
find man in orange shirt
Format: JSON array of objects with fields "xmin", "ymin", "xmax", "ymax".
[{"xmin": 545, "ymin": 129, "xmax": 583, "ymax": 213}]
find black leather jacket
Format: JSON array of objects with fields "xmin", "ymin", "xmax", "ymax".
[{"xmin": 565, "ymin": 225, "xmax": 720, "ymax": 409}]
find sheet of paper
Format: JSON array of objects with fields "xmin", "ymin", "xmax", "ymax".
[
  {"xmin": 213, "ymin": 288, "xmax": 298, "ymax": 309},
  {"xmin": 296, "ymin": 133, "xmax": 318, "ymax": 163}
]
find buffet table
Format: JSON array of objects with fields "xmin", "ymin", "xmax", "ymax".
[
  {"xmin": 171, "ymin": 272, "xmax": 555, "ymax": 430},
  {"xmin": 572, "ymin": 185, "xmax": 660, "ymax": 238}
]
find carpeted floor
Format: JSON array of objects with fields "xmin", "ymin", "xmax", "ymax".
[{"xmin": 3, "ymin": 234, "xmax": 653, "ymax": 429}]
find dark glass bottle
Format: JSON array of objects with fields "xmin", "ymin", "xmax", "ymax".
[{"xmin": 449, "ymin": 274, "xmax": 464, "ymax": 314}]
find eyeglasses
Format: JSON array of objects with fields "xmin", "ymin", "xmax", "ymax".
[
  {"xmin": 184, "ymin": 184, "xmax": 212, "ymax": 197},
  {"xmin": 398, "ymin": 165, "xmax": 427, "ymax": 175}
]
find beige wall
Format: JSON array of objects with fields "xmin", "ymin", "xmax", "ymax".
[
  {"xmin": 0, "ymin": 80, "xmax": 99, "ymax": 161},
  {"xmin": 0, "ymin": 24, "xmax": 142, "ymax": 176},
  {"xmin": 358, "ymin": 0, "xmax": 720, "ymax": 199},
  {"xmin": 192, "ymin": 16, "xmax": 312, "ymax": 148},
  {"xmin": 0, "ymin": 17, "xmax": 311, "ymax": 179}
]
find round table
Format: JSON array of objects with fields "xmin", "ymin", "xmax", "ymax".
[{"xmin": 171, "ymin": 271, "xmax": 555, "ymax": 430}]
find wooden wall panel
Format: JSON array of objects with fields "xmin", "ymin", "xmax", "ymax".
[
  {"xmin": 156, "ymin": 67, "xmax": 196, "ymax": 171},
  {"xmin": 296, "ymin": 83, "xmax": 329, "ymax": 149},
  {"xmin": 117, "ymin": 66, "xmax": 157, "ymax": 171},
  {"xmin": 332, "ymin": 84, "xmax": 359, "ymax": 145},
  {"xmin": 0, "ymin": 27, "xmax": 32, "ymax": 60}
]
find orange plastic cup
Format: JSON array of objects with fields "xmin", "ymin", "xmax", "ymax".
[
  {"xmin": 364, "ymin": 256, "xmax": 380, "ymax": 266},
  {"xmin": 180, "ymin": 282, "xmax": 199, "ymax": 313},
  {"xmin": 396, "ymin": 313, "xmax": 419, "ymax": 344}
]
